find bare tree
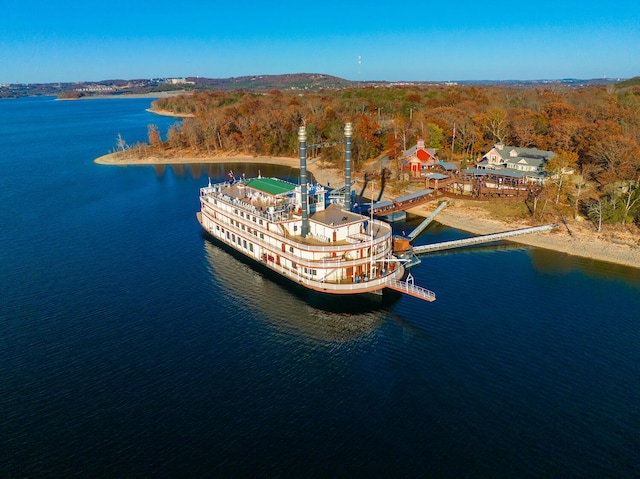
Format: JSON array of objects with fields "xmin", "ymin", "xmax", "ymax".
[
  {"xmin": 545, "ymin": 150, "xmax": 579, "ymax": 204},
  {"xmin": 116, "ymin": 133, "xmax": 127, "ymax": 156},
  {"xmin": 588, "ymin": 199, "xmax": 604, "ymax": 232}
]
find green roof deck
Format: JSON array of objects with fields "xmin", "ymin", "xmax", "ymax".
[{"xmin": 245, "ymin": 178, "xmax": 296, "ymax": 196}]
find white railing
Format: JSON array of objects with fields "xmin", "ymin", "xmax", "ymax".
[
  {"xmin": 201, "ymin": 206, "xmax": 396, "ymax": 273},
  {"xmin": 385, "ymin": 279, "xmax": 436, "ymax": 302}
]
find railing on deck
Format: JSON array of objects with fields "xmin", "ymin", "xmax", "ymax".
[{"xmin": 385, "ymin": 279, "xmax": 436, "ymax": 302}]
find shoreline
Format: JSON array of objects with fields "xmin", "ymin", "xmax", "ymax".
[
  {"xmin": 409, "ymin": 201, "xmax": 640, "ymax": 270},
  {"xmin": 57, "ymin": 91, "xmax": 190, "ymax": 101},
  {"xmin": 95, "ymin": 152, "xmax": 640, "ymax": 270}
]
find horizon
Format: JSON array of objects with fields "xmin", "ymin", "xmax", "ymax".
[
  {"xmin": 1, "ymin": 73, "xmax": 632, "ymax": 87},
  {"xmin": 3, "ymin": 1, "xmax": 640, "ymax": 84}
]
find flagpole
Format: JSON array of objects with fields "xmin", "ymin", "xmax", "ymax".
[{"xmin": 451, "ymin": 122, "xmax": 456, "ymax": 158}]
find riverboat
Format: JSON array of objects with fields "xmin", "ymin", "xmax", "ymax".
[{"xmin": 197, "ymin": 124, "xmax": 435, "ymax": 301}]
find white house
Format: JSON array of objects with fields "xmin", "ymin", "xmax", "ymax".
[{"xmin": 477, "ymin": 143, "xmax": 555, "ymax": 183}]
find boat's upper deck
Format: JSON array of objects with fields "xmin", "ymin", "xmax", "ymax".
[{"xmin": 200, "ymin": 178, "xmax": 393, "ymax": 245}]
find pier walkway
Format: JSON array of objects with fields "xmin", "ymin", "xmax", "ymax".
[
  {"xmin": 413, "ymin": 224, "xmax": 558, "ymax": 255},
  {"xmin": 407, "ymin": 201, "xmax": 448, "ymax": 241},
  {"xmin": 368, "ymin": 189, "xmax": 433, "ymax": 217}
]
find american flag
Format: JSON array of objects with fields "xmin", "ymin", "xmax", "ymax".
[{"xmin": 452, "ymin": 123, "xmax": 456, "ymax": 139}]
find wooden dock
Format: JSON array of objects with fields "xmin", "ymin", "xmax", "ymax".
[{"xmin": 412, "ymin": 224, "xmax": 558, "ymax": 254}]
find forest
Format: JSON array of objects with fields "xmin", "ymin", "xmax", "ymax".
[{"xmin": 138, "ymin": 79, "xmax": 640, "ymax": 228}]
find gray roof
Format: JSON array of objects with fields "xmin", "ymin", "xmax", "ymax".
[
  {"xmin": 396, "ymin": 189, "xmax": 433, "ymax": 202},
  {"xmin": 439, "ymin": 162, "xmax": 458, "ymax": 171},
  {"xmin": 426, "ymin": 173, "xmax": 449, "ymax": 180},
  {"xmin": 404, "ymin": 145, "xmax": 437, "ymax": 158},
  {"xmin": 463, "ymin": 168, "xmax": 526, "ymax": 179},
  {"xmin": 486, "ymin": 144, "xmax": 555, "ymax": 163},
  {"xmin": 509, "ymin": 156, "xmax": 546, "ymax": 168},
  {"xmin": 312, "ymin": 203, "xmax": 363, "ymax": 227}
]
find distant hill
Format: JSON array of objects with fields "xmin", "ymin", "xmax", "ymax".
[
  {"xmin": 186, "ymin": 73, "xmax": 353, "ymax": 91},
  {"xmin": 0, "ymin": 73, "xmax": 632, "ymax": 99},
  {"xmin": 611, "ymin": 76, "xmax": 640, "ymax": 90},
  {"xmin": 0, "ymin": 74, "xmax": 355, "ymax": 99}
]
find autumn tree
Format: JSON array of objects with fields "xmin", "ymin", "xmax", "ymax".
[{"xmin": 147, "ymin": 124, "xmax": 163, "ymax": 150}]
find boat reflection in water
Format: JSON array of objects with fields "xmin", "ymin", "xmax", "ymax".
[{"xmin": 202, "ymin": 239, "xmax": 397, "ymax": 342}]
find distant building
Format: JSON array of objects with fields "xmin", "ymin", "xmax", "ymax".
[
  {"xmin": 477, "ymin": 143, "xmax": 555, "ymax": 183},
  {"xmin": 166, "ymin": 78, "xmax": 194, "ymax": 85}
]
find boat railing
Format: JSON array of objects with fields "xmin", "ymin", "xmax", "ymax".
[
  {"xmin": 204, "ymin": 190, "xmax": 286, "ymax": 223},
  {"xmin": 385, "ymin": 279, "xmax": 436, "ymax": 302},
  {"xmin": 346, "ymin": 233, "xmax": 370, "ymax": 244},
  {"xmin": 202, "ymin": 202, "xmax": 394, "ymax": 261},
  {"xmin": 307, "ymin": 233, "xmax": 331, "ymax": 243},
  {"xmin": 292, "ymin": 264, "xmax": 405, "ymax": 293}
]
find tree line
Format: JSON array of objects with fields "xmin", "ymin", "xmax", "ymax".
[{"xmin": 137, "ymin": 82, "xmax": 640, "ymax": 227}]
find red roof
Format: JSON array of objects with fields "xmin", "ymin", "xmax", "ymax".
[{"xmin": 417, "ymin": 149, "xmax": 433, "ymax": 161}]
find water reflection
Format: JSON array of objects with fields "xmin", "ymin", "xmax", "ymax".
[
  {"xmin": 151, "ymin": 162, "xmax": 302, "ymax": 183},
  {"xmin": 202, "ymin": 238, "xmax": 391, "ymax": 342},
  {"xmin": 527, "ymin": 247, "xmax": 640, "ymax": 287}
]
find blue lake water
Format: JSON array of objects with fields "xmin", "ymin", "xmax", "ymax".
[{"xmin": 1, "ymin": 96, "xmax": 639, "ymax": 478}]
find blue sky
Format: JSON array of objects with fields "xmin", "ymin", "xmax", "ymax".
[{"xmin": 2, "ymin": 0, "xmax": 639, "ymax": 83}]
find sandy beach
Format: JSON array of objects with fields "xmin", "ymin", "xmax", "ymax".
[
  {"xmin": 95, "ymin": 152, "xmax": 640, "ymax": 270},
  {"xmin": 409, "ymin": 201, "xmax": 640, "ymax": 269}
]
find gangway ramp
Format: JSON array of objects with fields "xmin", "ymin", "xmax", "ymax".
[
  {"xmin": 386, "ymin": 279, "xmax": 436, "ymax": 302},
  {"xmin": 408, "ymin": 201, "xmax": 448, "ymax": 241},
  {"xmin": 413, "ymin": 224, "xmax": 558, "ymax": 255}
]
